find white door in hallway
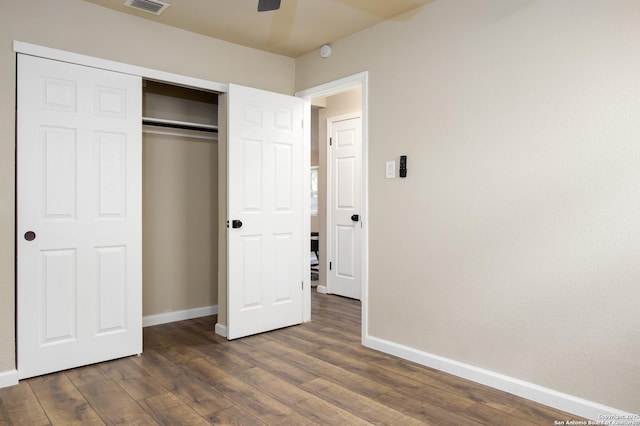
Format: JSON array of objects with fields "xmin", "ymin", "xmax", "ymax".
[
  {"xmin": 17, "ymin": 54, "xmax": 142, "ymax": 378},
  {"xmin": 227, "ymin": 84, "xmax": 305, "ymax": 339},
  {"xmin": 328, "ymin": 114, "xmax": 362, "ymax": 300}
]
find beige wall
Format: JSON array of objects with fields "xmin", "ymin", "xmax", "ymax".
[
  {"xmin": 297, "ymin": 0, "xmax": 640, "ymax": 413},
  {"xmin": 311, "ymin": 107, "xmax": 320, "ymax": 167},
  {"xmin": 0, "ymin": 0, "xmax": 294, "ymax": 373},
  {"xmin": 143, "ymin": 133, "xmax": 218, "ymax": 315},
  {"xmin": 216, "ymin": 94, "xmax": 228, "ymax": 328}
]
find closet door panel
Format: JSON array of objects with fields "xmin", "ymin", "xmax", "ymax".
[
  {"xmin": 17, "ymin": 54, "xmax": 142, "ymax": 379},
  {"xmin": 227, "ymin": 84, "xmax": 304, "ymax": 339}
]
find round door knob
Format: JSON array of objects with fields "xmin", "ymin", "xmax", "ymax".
[{"xmin": 24, "ymin": 231, "xmax": 36, "ymax": 241}]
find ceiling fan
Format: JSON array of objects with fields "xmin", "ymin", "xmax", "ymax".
[{"xmin": 258, "ymin": 0, "xmax": 281, "ymax": 12}]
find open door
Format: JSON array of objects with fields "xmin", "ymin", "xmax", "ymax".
[
  {"xmin": 227, "ymin": 84, "xmax": 305, "ymax": 339},
  {"xmin": 17, "ymin": 54, "xmax": 142, "ymax": 378},
  {"xmin": 328, "ymin": 114, "xmax": 362, "ymax": 300}
]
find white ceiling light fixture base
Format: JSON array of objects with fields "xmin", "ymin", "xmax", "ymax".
[
  {"xmin": 320, "ymin": 44, "xmax": 332, "ymax": 58},
  {"xmin": 124, "ymin": 0, "xmax": 170, "ymax": 15}
]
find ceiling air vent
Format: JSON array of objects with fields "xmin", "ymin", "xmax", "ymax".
[{"xmin": 124, "ymin": 0, "xmax": 170, "ymax": 15}]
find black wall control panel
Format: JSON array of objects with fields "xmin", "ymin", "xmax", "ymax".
[{"xmin": 399, "ymin": 155, "xmax": 407, "ymax": 178}]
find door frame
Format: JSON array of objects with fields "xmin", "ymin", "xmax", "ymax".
[
  {"xmin": 11, "ymin": 41, "xmax": 312, "ymax": 383},
  {"xmin": 295, "ymin": 72, "xmax": 369, "ymax": 342}
]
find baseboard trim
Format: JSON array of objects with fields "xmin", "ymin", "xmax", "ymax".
[
  {"xmin": 143, "ymin": 305, "xmax": 218, "ymax": 327},
  {"xmin": 316, "ymin": 285, "xmax": 328, "ymax": 294},
  {"xmin": 363, "ymin": 334, "xmax": 634, "ymax": 421},
  {"xmin": 214, "ymin": 323, "xmax": 227, "ymax": 337},
  {"xmin": 0, "ymin": 370, "xmax": 19, "ymax": 389}
]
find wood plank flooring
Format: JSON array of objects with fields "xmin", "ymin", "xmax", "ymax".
[{"xmin": 0, "ymin": 290, "xmax": 586, "ymax": 425}]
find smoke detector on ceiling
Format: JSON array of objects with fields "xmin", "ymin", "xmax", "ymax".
[
  {"xmin": 320, "ymin": 44, "xmax": 332, "ymax": 58},
  {"xmin": 124, "ymin": 0, "xmax": 171, "ymax": 15}
]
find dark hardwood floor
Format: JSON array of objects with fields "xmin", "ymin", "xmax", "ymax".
[{"xmin": 0, "ymin": 290, "xmax": 586, "ymax": 425}]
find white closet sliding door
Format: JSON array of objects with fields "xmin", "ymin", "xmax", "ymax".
[{"xmin": 17, "ymin": 54, "xmax": 142, "ymax": 379}]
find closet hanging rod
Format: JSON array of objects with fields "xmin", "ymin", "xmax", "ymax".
[{"xmin": 142, "ymin": 116, "xmax": 218, "ymax": 133}]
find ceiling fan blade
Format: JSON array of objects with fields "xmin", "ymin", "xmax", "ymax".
[{"xmin": 258, "ymin": 0, "xmax": 281, "ymax": 12}]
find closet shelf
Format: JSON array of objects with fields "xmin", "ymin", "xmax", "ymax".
[{"xmin": 142, "ymin": 116, "xmax": 218, "ymax": 133}]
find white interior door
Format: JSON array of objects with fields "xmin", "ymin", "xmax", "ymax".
[
  {"xmin": 328, "ymin": 114, "xmax": 362, "ymax": 300},
  {"xmin": 227, "ymin": 84, "xmax": 305, "ymax": 339},
  {"xmin": 17, "ymin": 54, "xmax": 142, "ymax": 379}
]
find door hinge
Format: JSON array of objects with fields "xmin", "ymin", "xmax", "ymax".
[
  {"xmin": 329, "ymin": 137, "xmax": 332, "ymax": 146},
  {"xmin": 302, "ymin": 281, "xmax": 304, "ymax": 290},
  {"xmin": 329, "ymin": 261, "xmax": 332, "ymax": 270}
]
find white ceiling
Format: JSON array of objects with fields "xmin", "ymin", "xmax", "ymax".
[{"xmin": 83, "ymin": 0, "xmax": 431, "ymax": 57}]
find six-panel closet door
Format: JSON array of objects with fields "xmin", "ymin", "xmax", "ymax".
[
  {"xmin": 17, "ymin": 54, "xmax": 142, "ymax": 379},
  {"xmin": 226, "ymin": 84, "xmax": 305, "ymax": 339}
]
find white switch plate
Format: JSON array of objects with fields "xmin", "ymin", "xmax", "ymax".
[{"xmin": 386, "ymin": 161, "xmax": 396, "ymax": 178}]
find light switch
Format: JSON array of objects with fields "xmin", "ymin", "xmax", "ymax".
[{"xmin": 386, "ymin": 161, "xmax": 396, "ymax": 178}]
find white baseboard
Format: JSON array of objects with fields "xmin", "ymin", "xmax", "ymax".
[
  {"xmin": 214, "ymin": 322, "xmax": 227, "ymax": 337},
  {"xmin": 316, "ymin": 285, "xmax": 328, "ymax": 294},
  {"xmin": 0, "ymin": 369, "xmax": 18, "ymax": 389},
  {"xmin": 143, "ymin": 305, "xmax": 218, "ymax": 327},
  {"xmin": 363, "ymin": 334, "xmax": 636, "ymax": 422}
]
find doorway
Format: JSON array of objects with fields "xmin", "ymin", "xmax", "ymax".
[
  {"xmin": 297, "ymin": 72, "xmax": 369, "ymax": 341},
  {"xmin": 141, "ymin": 80, "xmax": 219, "ymax": 326}
]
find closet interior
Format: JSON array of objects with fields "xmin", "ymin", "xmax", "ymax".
[{"xmin": 141, "ymin": 80, "xmax": 220, "ymax": 319}]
